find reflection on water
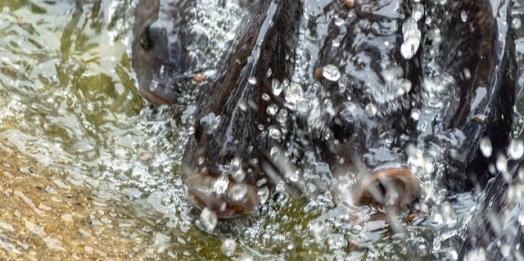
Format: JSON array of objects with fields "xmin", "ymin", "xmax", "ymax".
[{"xmin": 0, "ymin": 0, "xmax": 522, "ymax": 260}]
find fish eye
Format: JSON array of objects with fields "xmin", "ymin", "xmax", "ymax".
[{"xmin": 139, "ymin": 25, "xmax": 158, "ymax": 51}]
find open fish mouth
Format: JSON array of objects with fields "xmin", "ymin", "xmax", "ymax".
[
  {"xmin": 352, "ymin": 164, "xmax": 419, "ymax": 210},
  {"xmin": 138, "ymin": 79, "xmax": 182, "ymax": 105},
  {"xmin": 184, "ymin": 172, "xmax": 260, "ymax": 219}
]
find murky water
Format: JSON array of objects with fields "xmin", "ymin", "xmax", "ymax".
[{"xmin": 0, "ymin": 0, "xmax": 524, "ymax": 260}]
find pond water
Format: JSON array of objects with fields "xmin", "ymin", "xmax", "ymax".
[{"xmin": 0, "ymin": 0, "xmax": 524, "ymax": 260}]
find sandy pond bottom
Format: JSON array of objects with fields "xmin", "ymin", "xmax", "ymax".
[{"xmin": 1, "ymin": 0, "xmax": 524, "ymax": 260}]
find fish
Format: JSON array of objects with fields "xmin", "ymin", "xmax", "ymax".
[
  {"xmin": 303, "ymin": 0, "xmax": 424, "ymax": 212},
  {"xmin": 131, "ymin": 0, "xmax": 195, "ymax": 105},
  {"xmin": 437, "ymin": 0, "xmax": 522, "ymax": 258},
  {"xmin": 423, "ymin": 0, "xmax": 516, "ymax": 191},
  {"xmin": 182, "ymin": 0, "xmax": 303, "ymax": 219},
  {"xmin": 458, "ymin": 149, "xmax": 524, "ymax": 260}
]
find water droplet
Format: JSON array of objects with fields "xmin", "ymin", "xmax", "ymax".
[
  {"xmin": 508, "ymin": 139, "xmax": 524, "ymax": 160},
  {"xmin": 272, "ymin": 78, "xmax": 282, "ymax": 96},
  {"xmin": 401, "ymin": 18, "xmax": 421, "ymax": 59},
  {"xmin": 248, "ymin": 158, "xmax": 259, "ymax": 165},
  {"xmin": 221, "ymin": 239, "xmax": 237, "ymax": 256},
  {"xmin": 231, "ymin": 169, "xmax": 245, "ymax": 182},
  {"xmin": 228, "ymin": 183, "xmax": 247, "ymax": 201},
  {"xmin": 401, "ymin": 78, "xmax": 412, "ymax": 93},
  {"xmin": 334, "ymin": 17, "xmax": 344, "ymax": 26},
  {"xmin": 463, "ymin": 68, "xmax": 471, "ymax": 80},
  {"xmin": 268, "ymin": 126, "xmax": 282, "ymax": 141},
  {"xmin": 513, "ymin": 17, "xmax": 522, "ymax": 29},
  {"xmin": 214, "ymin": 175, "xmax": 229, "ymax": 194},
  {"xmin": 258, "ymin": 186, "xmax": 270, "ymax": 204},
  {"xmin": 200, "ymin": 208, "xmax": 218, "ymax": 232},
  {"xmin": 270, "ymin": 147, "xmax": 280, "ymax": 162},
  {"xmin": 322, "ymin": 64, "xmax": 341, "ymax": 81},
  {"xmin": 480, "ymin": 137, "xmax": 492, "ymax": 157},
  {"xmin": 276, "ymin": 109, "xmax": 288, "ymax": 125},
  {"xmin": 496, "ymin": 153, "xmax": 508, "ymax": 172},
  {"xmin": 401, "ymin": 37, "xmax": 420, "ymax": 59},
  {"xmin": 248, "ymin": 76, "xmax": 257, "ymax": 85},
  {"xmin": 210, "ymin": 115, "xmax": 222, "ymax": 132},
  {"xmin": 266, "ymin": 104, "xmax": 279, "ymax": 115},
  {"xmin": 256, "ymin": 178, "xmax": 268, "ymax": 187},
  {"xmin": 266, "ymin": 68, "xmax": 272, "ymax": 78},
  {"xmin": 411, "ymin": 108, "xmax": 420, "ymax": 121},
  {"xmin": 412, "ymin": 3, "xmax": 424, "ymax": 22},
  {"xmin": 461, "ymin": 11, "xmax": 468, "ymax": 22},
  {"xmin": 332, "ymin": 39, "xmax": 340, "ymax": 47},
  {"xmin": 365, "ymin": 103, "xmax": 378, "ymax": 118},
  {"xmin": 262, "ymin": 93, "xmax": 270, "ymax": 101}
]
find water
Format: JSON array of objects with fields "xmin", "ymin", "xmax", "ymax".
[{"xmin": 0, "ymin": 0, "xmax": 523, "ymax": 260}]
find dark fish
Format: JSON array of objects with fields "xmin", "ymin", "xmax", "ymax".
[
  {"xmin": 131, "ymin": 0, "xmax": 194, "ymax": 105},
  {"xmin": 306, "ymin": 0, "xmax": 423, "ymax": 211},
  {"xmin": 442, "ymin": 0, "xmax": 522, "ymax": 258},
  {"xmin": 182, "ymin": 0, "xmax": 302, "ymax": 219},
  {"xmin": 459, "ymin": 153, "xmax": 524, "ymax": 260},
  {"xmin": 424, "ymin": 0, "xmax": 516, "ymax": 191}
]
